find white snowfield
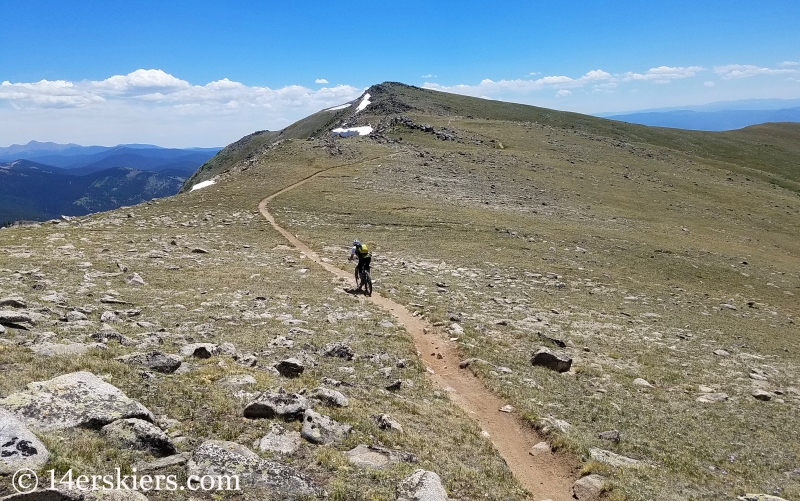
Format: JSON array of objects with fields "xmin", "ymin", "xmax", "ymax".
[
  {"xmin": 325, "ymin": 103, "xmax": 351, "ymax": 111},
  {"xmin": 331, "ymin": 126, "xmax": 373, "ymax": 137},
  {"xmin": 355, "ymin": 93, "xmax": 371, "ymax": 112},
  {"xmin": 190, "ymin": 179, "xmax": 216, "ymax": 191}
]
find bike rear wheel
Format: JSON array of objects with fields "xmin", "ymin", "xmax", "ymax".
[{"xmin": 363, "ymin": 270, "xmax": 372, "ymax": 296}]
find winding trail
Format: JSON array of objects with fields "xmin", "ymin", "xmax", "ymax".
[{"xmin": 259, "ymin": 166, "xmax": 577, "ymax": 501}]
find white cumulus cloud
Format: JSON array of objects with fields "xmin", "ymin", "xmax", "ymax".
[
  {"xmin": 623, "ymin": 66, "xmax": 704, "ymax": 83},
  {"xmin": 0, "ymin": 69, "xmax": 364, "ymax": 147},
  {"xmin": 779, "ymin": 61, "xmax": 800, "ymax": 67},
  {"xmin": 704, "ymin": 81, "xmax": 715, "ymax": 87},
  {"xmin": 315, "ymin": 79, "xmax": 329, "ymax": 84},
  {"xmin": 555, "ymin": 90, "xmax": 571, "ymax": 98},
  {"xmin": 714, "ymin": 64, "xmax": 798, "ymax": 79}
]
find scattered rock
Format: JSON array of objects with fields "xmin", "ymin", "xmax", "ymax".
[
  {"xmin": 572, "ymin": 474, "xmax": 607, "ymax": 500},
  {"xmin": 322, "ymin": 342, "xmax": 354, "ymax": 360},
  {"xmin": 243, "ymin": 390, "xmax": 309, "ymax": 420},
  {"xmin": 90, "ymin": 329, "xmax": 136, "ymax": 346},
  {"xmin": 539, "ymin": 416, "xmax": 571, "ymax": 433},
  {"xmin": 190, "ymin": 248, "xmax": 209, "ymax": 254},
  {"xmin": 31, "ymin": 342, "xmax": 104, "ymax": 357},
  {"xmin": 598, "ymin": 429, "xmax": 621, "ymax": 443},
  {"xmin": 101, "ymin": 418, "xmax": 177, "ymax": 457},
  {"xmin": 100, "ymin": 311, "xmax": 120, "ymax": 323},
  {"xmin": 589, "ymin": 448, "xmax": 644, "ymax": 468},
  {"xmin": 0, "ymin": 310, "xmax": 35, "ymax": 326},
  {"xmin": 187, "ymin": 440, "xmax": 322, "ymax": 497},
  {"xmin": 258, "ymin": 423, "xmax": 302, "ymax": 454},
  {"xmin": 275, "ymin": 358, "xmax": 304, "ymax": 378},
  {"xmin": 218, "ymin": 374, "xmax": 257, "ymax": 387},
  {"xmin": 633, "ymin": 378, "xmax": 653, "ymax": 388},
  {"xmin": 386, "ymin": 380, "xmax": 403, "ymax": 391},
  {"xmin": 696, "ymin": 392, "xmax": 729, "ymax": 404},
  {"xmin": 308, "ymin": 387, "xmax": 348, "ymax": 407},
  {"xmin": 0, "ymin": 371, "xmax": 154, "ymax": 432},
  {"xmin": 344, "ymin": 444, "xmax": 417, "ymax": 469},
  {"xmin": 0, "ymin": 408, "xmax": 50, "ymax": 474},
  {"xmin": 0, "ymin": 297, "xmax": 27, "ymax": 308},
  {"xmin": 65, "ymin": 310, "xmax": 88, "ymax": 322},
  {"xmin": 179, "ymin": 343, "xmax": 218, "ymax": 359},
  {"xmin": 396, "ymin": 469, "xmax": 449, "ymax": 501},
  {"xmin": 752, "ymin": 389, "xmax": 773, "ymax": 401},
  {"xmin": 531, "ymin": 347, "xmax": 572, "ymax": 373},
  {"xmin": 300, "ymin": 409, "xmax": 351, "ymax": 445},
  {"xmin": 737, "ymin": 495, "xmax": 790, "ymax": 501},
  {"xmin": 126, "ymin": 273, "xmax": 146, "ymax": 286},
  {"xmin": 116, "ymin": 351, "xmax": 183, "ymax": 374},
  {"xmin": 374, "ymin": 414, "xmax": 403, "ymax": 433},
  {"xmin": 713, "ymin": 349, "xmax": 730, "ymax": 356},
  {"xmin": 269, "ymin": 336, "xmax": 294, "ymax": 348},
  {"xmin": 528, "ymin": 442, "xmax": 550, "ymax": 456},
  {"xmin": 133, "ymin": 452, "xmax": 191, "ymax": 473},
  {"xmin": 537, "ymin": 332, "xmax": 567, "ymax": 348},
  {"xmin": 499, "ymin": 404, "xmax": 514, "ymax": 413}
]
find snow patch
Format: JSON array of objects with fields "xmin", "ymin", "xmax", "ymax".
[
  {"xmin": 325, "ymin": 103, "xmax": 351, "ymax": 111},
  {"xmin": 331, "ymin": 126, "xmax": 373, "ymax": 138},
  {"xmin": 355, "ymin": 93, "xmax": 371, "ymax": 112},
  {"xmin": 190, "ymin": 179, "xmax": 216, "ymax": 191}
]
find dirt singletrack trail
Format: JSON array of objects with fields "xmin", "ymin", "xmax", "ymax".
[{"xmin": 258, "ymin": 167, "xmax": 578, "ymax": 501}]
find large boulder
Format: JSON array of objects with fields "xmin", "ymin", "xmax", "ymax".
[
  {"xmin": 300, "ymin": 409, "xmax": 351, "ymax": 445},
  {"xmin": 243, "ymin": 391, "xmax": 309, "ymax": 420},
  {"xmin": 396, "ymin": 469, "xmax": 449, "ymax": 501},
  {"xmin": 572, "ymin": 474, "xmax": 606, "ymax": 500},
  {"xmin": 115, "ymin": 351, "xmax": 183, "ymax": 374},
  {"xmin": 308, "ymin": 387, "xmax": 349, "ymax": 407},
  {"xmin": 274, "ymin": 358, "xmax": 304, "ymax": 378},
  {"xmin": 179, "ymin": 343, "xmax": 218, "ymax": 359},
  {"xmin": 0, "ymin": 371, "xmax": 154, "ymax": 432},
  {"xmin": 186, "ymin": 440, "xmax": 322, "ymax": 499},
  {"xmin": 530, "ymin": 347, "xmax": 572, "ymax": 373},
  {"xmin": 0, "ymin": 408, "xmax": 50, "ymax": 474},
  {"xmin": 101, "ymin": 418, "xmax": 177, "ymax": 457},
  {"xmin": 0, "ymin": 310, "xmax": 35, "ymax": 326},
  {"xmin": 258, "ymin": 423, "xmax": 302, "ymax": 454}
]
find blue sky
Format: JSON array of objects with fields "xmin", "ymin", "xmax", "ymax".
[{"xmin": 1, "ymin": 0, "xmax": 798, "ymax": 147}]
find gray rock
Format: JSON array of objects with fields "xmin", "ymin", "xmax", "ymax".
[
  {"xmin": 300, "ymin": 409, "xmax": 351, "ymax": 445},
  {"xmin": 0, "ymin": 324, "xmax": 5, "ymax": 334},
  {"xmin": 275, "ymin": 358, "xmax": 304, "ymax": 378},
  {"xmin": 243, "ymin": 391, "xmax": 309, "ymax": 420},
  {"xmin": 269, "ymin": 336, "xmax": 294, "ymax": 348},
  {"xmin": 528, "ymin": 442, "xmax": 550, "ymax": 456},
  {"xmin": 322, "ymin": 342, "xmax": 354, "ymax": 360},
  {"xmin": 116, "ymin": 351, "xmax": 183, "ymax": 374},
  {"xmin": 374, "ymin": 413, "xmax": 403, "ymax": 433},
  {"xmin": 696, "ymin": 392, "xmax": 728, "ymax": 403},
  {"xmin": 589, "ymin": 448, "xmax": 644, "ymax": 468},
  {"xmin": 572, "ymin": 474, "xmax": 606, "ymax": 500},
  {"xmin": 539, "ymin": 415, "xmax": 571, "ymax": 433},
  {"xmin": 737, "ymin": 495, "xmax": 790, "ymax": 501},
  {"xmin": 752, "ymin": 389, "xmax": 773, "ymax": 401},
  {"xmin": 530, "ymin": 347, "xmax": 572, "ymax": 372},
  {"xmin": 218, "ymin": 342, "xmax": 237, "ymax": 357},
  {"xmin": 133, "ymin": 452, "xmax": 191, "ymax": 473},
  {"xmin": 713, "ymin": 349, "xmax": 731, "ymax": 356},
  {"xmin": 0, "ymin": 297, "xmax": 26, "ymax": 308},
  {"xmin": 0, "ymin": 310, "xmax": 35, "ymax": 326},
  {"xmin": 30, "ymin": 342, "xmax": 103, "ymax": 357},
  {"xmin": 101, "ymin": 418, "xmax": 177, "ymax": 457},
  {"xmin": 186, "ymin": 440, "xmax": 322, "ymax": 498},
  {"xmin": 633, "ymin": 378, "xmax": 653, "ymax": 388},
  {"xmin": 258, "ymin": 423, "xmax": 302, "ymax": 454},
  {"xmin": 180, "ymin": 343, "xmax": 218, "ymax": 359},
  {"xmin": 0, "ymin": 408, "xmax": 50, "ymax": 474},
  {"xmin": 308, "ymin": 387, "xmax": 348, "ymax": 407},
  {"xmin": 396, "ymin": 469, "xmax": 449, "ymax": 501},
  {"xmin": 90, "ymin": 329, "xmax": 136, "ymax": 346},
  {"xmin": 100, "ymin": 311, "xmax": 120, "ymax": 323},
  {"xmin": 65, "ymin": 311, "xmax": 88, "ymax": 322},
  {"xmin": 344, "ymin": 444, "xmax": 417, "ymax": 469},
  {"xmin": 218, "ymin": 374, "xmax": 257, "ymax": 387},
  {"xmin": 0, "ymin": 371, "xmax": 154, "ymax": 432},
  {"xmin": 597, "ymin": 429, "xmax": 620, "ymax": 443},
  {"xmin": 126, "ymin": 273, "xmax": 145, "ymax": 286}
]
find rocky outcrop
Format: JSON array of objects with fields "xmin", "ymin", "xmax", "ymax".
[
  {"xmin": 186, "ymin": 440, "xmax": 322, "ymax": 498},
  {"xmin": 530, "ymin": 347, "xmax": 572, "ymax": 373},
  {"xmin": 101, "ymin": 418, "xmax": 177, "ymax": 457},
  {"xmin": 0, "ymin": 371, "xmax": 154, "ymax": 431},
  {"xmin": 115, "ymin": 351, "xmax": 183, "ymax": 374},
  {"xmin": 0, "ymin": 408, "xmax": 50, "ymax": 474},
  {"xmin": 396, "ymin": 469, "xmax": 449, "ymax": 501},
  {"xmin": 243, "ymin": 390, "xmax": 309, "ymax": 420},
  {"xmin": 300, "ymin": 409, "xmax": 351, "ymax": 445}
]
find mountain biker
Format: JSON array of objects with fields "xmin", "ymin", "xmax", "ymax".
[{"xmin": 348, "ymin": 239, "xmax": 371, "ymax": 292}]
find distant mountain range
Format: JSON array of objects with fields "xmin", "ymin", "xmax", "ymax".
[
  {"xmin": 598, "ymin": 98, "xmax": 800, "ymax": 131},
  {"xmin": 0, "ymin": 141, "xmax": 220, "ymax": 225}
]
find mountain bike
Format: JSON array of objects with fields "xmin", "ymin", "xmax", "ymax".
[{"xmin": 355, "ymin": 266, "xmax": 372, "ymax": 296}]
